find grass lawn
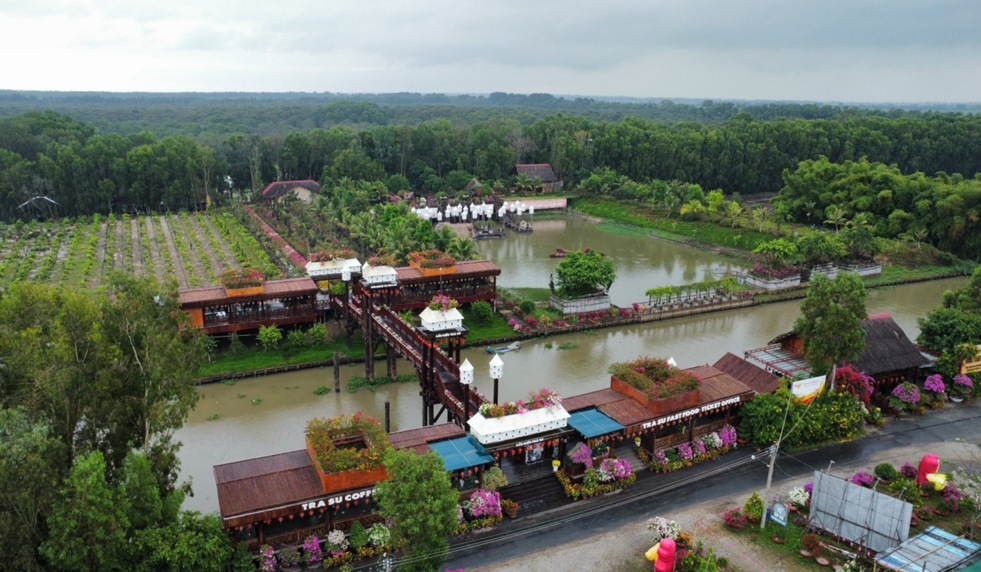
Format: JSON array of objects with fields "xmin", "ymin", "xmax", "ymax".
[
  {"xmin": 199, "ymin": 334, "xmax": 365, "ymax": 377},
  {"xmin": 459, "ymin": 308, "xmax": 516, "ymax": 340},
  {"xmin": 505, "ymin": 287, "xmax": 552, "ymax": 303},
  {"xmin": 863, "ymin": 264, "xmax": 970, "ymax": 286}
]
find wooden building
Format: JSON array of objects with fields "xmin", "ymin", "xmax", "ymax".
[
  {"xmin": 514, "ymin": 164, "xmax": 559, "ymax": 192},
  {"xmin": 214, "ymin": 423, "xmax": 493, "ymax": 550},
  {"xmin": 179, "ymin": 277, "xmax": 319, "ymax": 335},
  {"xmin": 261, "ymin": 180, "xmax": 321, "ymax": 204},
  {"xmin": 712, "ymin": 352, "xmax": 781, "ymax": 394},
  {"xmin": 393, "ymin": 259, "xmax": 501, "ymax": 310},
  {"xmin": 745, "ymin": 313, "xmax": 930, "ymax": 400},
  {"xmin": 562, "ymin": 365, "xmax": 754, "ymax": 456}
]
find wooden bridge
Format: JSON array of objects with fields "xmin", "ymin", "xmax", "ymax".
[{"xmin": 330, "ymin": 286, "xmax": 484, "ymax": 428}]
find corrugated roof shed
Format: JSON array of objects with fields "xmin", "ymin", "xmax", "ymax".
[
  {"xmin": 713, "ymin": 352, "xmax": 781, "ymax": 394},
  {"xmin": 214, "ymin": 450, "xmax": 322, "ymax": 521}
]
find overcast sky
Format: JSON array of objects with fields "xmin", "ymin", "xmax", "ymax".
[{"xmin": 3, "ymin": 0, "xmax": 980, "ymax": 102}]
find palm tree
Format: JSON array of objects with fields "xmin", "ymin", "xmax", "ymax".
[
  {"xmin": 847, "ymin": 212, "xmax": 873, "ymax": 230},
  {"xmin": 663, "ymin": 192, "xmax": 682, "ymax": 217},
  {"xmin": 751, "ymin": 206, "xmax": 771, "ymax": 232},
  {"xmin": 680, "ymin": 200, "xmax": 706, "ymax": 221},
  {"xmin": 384, "ymin": 219, "xmax": 416, "ymax": 265},
  {"xmin": 824, "ymin": 205, "xmax": 847, "ymax": 233},
  {"xmin": 434, "ymin": 225, "xmax": 456, "ymax": 252},
  {"xmin": 446, "ymin": 236, "xmax": 478, "ymax": 261},
  {"xmin": 726, "ymin": 202, "xmax": 745, "ymax": 228}
]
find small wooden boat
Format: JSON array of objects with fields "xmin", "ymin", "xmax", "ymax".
[
  {"xmin": 486, "ymin": 342, "xmax": 521, "ymax": 354},
  {"xmin": 548, "ymin": 252, "xmax": 566, "ymax": 258}
]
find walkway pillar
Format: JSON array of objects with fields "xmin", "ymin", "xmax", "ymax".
[{"xmin": 333, "ymin": 352, "xmax": 340, "ymax": 393}]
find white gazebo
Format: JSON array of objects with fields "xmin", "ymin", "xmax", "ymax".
[{"xmin": 467, "ymin": 405, "xmax": 571, "ymax": 445}]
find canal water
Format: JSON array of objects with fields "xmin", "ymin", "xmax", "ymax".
[
  {"xmin": 177, "ymin": 219, "xmax": 964, "ymax": 513},
  {"xmin": 476, "ymin": 216, "xmax": 746, "ymax": 306}
]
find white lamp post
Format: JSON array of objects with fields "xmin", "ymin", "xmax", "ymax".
[
  {"xmin": 460, "ymin": 358, "xmax": 474, "ymax": 420},
  {"xmin": 489, "ymin": 354, "xmax": 503, "ymax": 404}
]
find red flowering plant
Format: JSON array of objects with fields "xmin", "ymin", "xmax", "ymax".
[
  {"xmin": 835, "ymin": 365, "xmax": 875, "ymax": 408},
  {"xmin": 305, "ymin": 412, "xmax": 392, "ymax": 474},
  {"xmin": 427, "ymin": 294, "xmax": 459, "ymax": 312},
  {"xmin": 608, "ymin": 356, "xmax": 701, "ymax": 400},
  {"xmin": 410, "ymin": 249, "xmax": 457, "ymax": 269},
  {"xmin": 366, "ymin": 254, "xmax": 396, "ymax": 267},
  {"xmin": 220, "ymin": 268, "xmax": 265, "ymax": 289},
  {"xmin": 309, "ymin": 248, "xmax": 357, "ymax": 263},
  {"xmin": 478, "ymin": 388, "xmax": 562, "ymax": 418}
]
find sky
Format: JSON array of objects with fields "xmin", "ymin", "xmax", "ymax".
[{"xmin": 2, "ymin": 0, "xmax": 980, "ymax": 102}]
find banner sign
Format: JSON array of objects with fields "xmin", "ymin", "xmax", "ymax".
[
  {"xmin": 961, "ymin": 345, "xmax": 981, "ymax": 374},
  {"xmin": 791, "ymin": 375, "xmax": 825, "ymax": 404}
]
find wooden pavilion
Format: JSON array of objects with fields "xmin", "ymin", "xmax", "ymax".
[
  {"xmin": 214, "ymin": 423, "xmax": 493, "ymax": 551},
  {"xmin": 562, "ymin": 365, "xmax": 754, "ymax": 457},
  {"xmin": 179, "ymin": 277, "xmax": 319, "ymax": 335},
  {"xmin": 393, "ymin": 259, "xmax": 500, "ymax": 310}
]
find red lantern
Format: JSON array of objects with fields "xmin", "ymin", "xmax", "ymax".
[
  {"xmin": 319, "ymin": 508, "xmax": 325, "ymax": 514},
  {"xmin": 288, "ymin": 514, "xmax": 294, "ymax": 520},
  {"xmin": 278, "ymin": 517, "xmax": 284, "ymax": 523},
  {"xmin": 354, "ymin": 500, "xmax": 359, "ymax": 505},
  {"xmin": 467, "ymin": 470, "xmax": 472, "ymax": 476},
  {"xmin": 345, "ymin": 502, "xmax": 351, "ymax": 509}
]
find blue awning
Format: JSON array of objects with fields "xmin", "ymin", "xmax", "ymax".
[
  {"xmin": 430, "ymin": 435, "xmax": 495, "ymax": 472},
  {"xmin": 567, "ymin": 408, "xmax": 625, "ymax": 438}
]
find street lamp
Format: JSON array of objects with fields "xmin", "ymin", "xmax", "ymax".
[
  {"xmin": 381, "ymin": 552, "xmax": 393, "ymax": 572},
  {"xmin": 460, "ymin": 358, "xmax": 474, "ymax": 421},
  {"xmin": 489, "ymin": 354, "xmax": 503, "ymax": 405}
]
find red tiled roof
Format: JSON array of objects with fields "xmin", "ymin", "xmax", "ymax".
[
  {"xmin": 178, "ymin": 277, "xmax": 316, "ymax": 307},
  {"xmin": 685, "ymin": 365, "xmax": 754, "ymax": 403},
  {"xmin": 388, "ymin": 423, "xmax": 464, "ymax": 454},
  {"xmin": 712, "ymin": 352, "xmax": 781, "ymax": 394},
  {"xmin": 394, "ymin": 260, "xmax": 500, "ymax": 284},
  {"xmin": 214, "ymin": 450, "xmax": 322, "ymax": 522}
]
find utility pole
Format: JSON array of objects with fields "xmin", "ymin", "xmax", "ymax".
[{"xmin": 761, "ymin": 442, "xmax": 778, "ymax": 530}]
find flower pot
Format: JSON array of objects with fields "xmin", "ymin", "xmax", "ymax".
[
  {"xmin": 815, "ymin": 556, "xmax": 832, "ymax": 567},
  {"xmin": 737, "ymin": 439, "xmax": 749, "ymax": 446},
  {"xmin": 951, "ymin": 396, "xmax": 964, "ymax": 403},
  {"xmin": 772, "ymin": 536, "xmax": 786, "ymax": 544},
  {"xmin": 799, "ymin": 549, "xmax": 815, "ymax": 559},
  {"xmin": 936, "ymin": 509, "xmax": 950, "ymax": 517},
  {"xmin": 747, "ymin": 517, "xmax": 761, "ymax": 524}
]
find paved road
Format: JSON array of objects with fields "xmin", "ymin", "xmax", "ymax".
[{"xmin": 441, "ymin": 400, "xmax": 981, "ymax": 571}]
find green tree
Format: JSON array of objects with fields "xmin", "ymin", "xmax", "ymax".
[
  {"xmin": 823, "ymin": 204, "xmax": 847, "ymax": 233},
  {"xmin": 41, "ymin": 451, "xmax": 128, "ymax": 572},
  {"xmin": 0, "ymin": 408, "xmax": 67, "ymax": 572},
  {"xmin": 751, "ymin": 206, "xmax": 771, "ymax": 232},
  {"xmin": 752, "ymin": 238, "xmax": 799, "ymax": 270},
  {"xmin": 446, "ymin": 236, "xmax": 478, "ymax": 261},
  {"xmin": 130, "ymin": 511, "xmax": 233, "ymax": 572},
  {"xmin": 257, "ymin": 324, "xmax": 283, "ymax": 352},
  {"xmin": 309, "ymin": 322, "xmax": 329, "ymax": 346},
  {"xmin": 793, "ymin": 273, "xmax": 869, "ymax": 375},
  {"xmin": 554, "ymin": 250, "xmax": 617, "ymax": 298},
  {"xmin": 468, "ymin": 300, "xmax": 494, "ymax": 324},
  {"xmin": 725, "ymin": 201, "xmax": 745, "ymax": 228},
  {"xmin": 375, "ymin": 449, "xmax": 458, "ymax": 572}
]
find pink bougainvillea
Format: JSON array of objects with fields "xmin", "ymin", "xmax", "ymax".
[{"xmin": 243, "ymin": 205, "xmax": 308, "ymax": 267}]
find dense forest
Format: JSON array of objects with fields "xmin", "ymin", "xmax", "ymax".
[
  {"xmin": 2, "ymin": 106, "xmax": 981, "ymax": 225},
  {"xmin": 1, "ymin": 90, "xmax": 980, "ymax": 137}
]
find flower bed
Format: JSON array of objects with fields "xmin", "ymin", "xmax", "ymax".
[
  {"xmin": 305, "ymin": 412, "xmax": 392, "ymax": 490},
  {"xmin": 309, "ymin": 248, "xmax": 357, "ymax": 263},
  {"xmin": 456, "ymin": 489, "xmax": 504, "ymax": 534},
  {"xmin": 409, "ymin": 249, "xmax": 457, "ymax": 275},
  {"xmin": 639, "ymin": 426, "xmax": 737, "ymax": 473},
  {"xmin": 243, "ymin": 205, "xmax": 308, "ymax": 267},
  {"xmin": 478, "ymin": 388, "xmax": 562, "ymax": 418},
  {"xmin": 220, "ymin": 268, "xmax": 265, "ymax": 294},
  {"xmin": 609, "ymin": 356, "xmax": 702, "ymax": 399},
  {"xmin": 556, "ymin": 463, "xmax": 636, "ymax": 500}
]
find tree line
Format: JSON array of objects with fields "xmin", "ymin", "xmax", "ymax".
[{"xmin": 2, "ymin": 109, "xmax": 981, "ymax": 226}]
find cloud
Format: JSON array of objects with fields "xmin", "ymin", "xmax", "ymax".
[{"xmin": 3, "ymin": 0, "xmax": 980, "ymax": 101}]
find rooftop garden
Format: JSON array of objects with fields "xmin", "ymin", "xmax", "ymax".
[
  {"xmin": 220, "ymin": 268, "xmax": 265, "ymax": 289},
  {"xmin": 309, "ymin": 247, "xmax": 358, "ymax": 262},
  {"xmin": 427, "ymin": 294, "xmax": 459, "ymax": 312},
  {"xmin": 410, "ymin": 249, "xmax": 457, "ymax": 269},
  {"xmin": 478, "ymin": 388, "xmax": 563, "ymax": 418},
  {"xmin": 305, "ymin": 412, "xmax": 392, "ymax": 474},
  {"xmin": 608, "ymin": 356, "xmax": 701, "ymax": 400}
]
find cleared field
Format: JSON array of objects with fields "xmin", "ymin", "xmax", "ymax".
[{"xmin": 0, "ymin": 211, "xmax": 274, "ymax": 292}]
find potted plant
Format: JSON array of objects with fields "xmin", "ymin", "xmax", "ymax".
[
  {"xmin": 723, "ymin": 507, "xmax": 745, "ymax": 529},
  {"xmin": 874, "ymin": 463, "xmax": 898, "ymax": 484},
  {"xmin": 501, "ymin": 498, "xmax": 519, "ymax": 519},
  {"xmin": 258, "ymin": 545, "xmax": 276, "ymax": 572},
  {"xmin": 772, "ymin": 530, "xmax": 786, "ymax": 544},
  {"xmin": 302, "ymin": 535, "xmax": 323, "ymax": 566},
  {"xmin": 951, "ymin": 374, "xmax": 973, "ymax": 402},
  {"xmin": 924, "ymin": 374, "xmax": 946, "ymax": 410},
  {"xmin": 936, "ymin": 500, "xmax": 951, "ymax": 517},
  {"xmin": 675, "ymin": 531, "xmax": 692, "ymax": 550},
  {"xmin": 717, "ymin": 557, "xmax": 730, "ymax": 572},
  {"xmin": 743, "ymin": 492, "xmax": 764, "ymax": 524},
  {"xmin": 277, "ymin": 544, "xmax": 302, "ymax": 571},
  {"xmin": 815, "ymin": 552, "xmax": 832, "ymax": 567},
  {"xmin": 800, "ymin": 533, "xmax": 821, "ymax": 558},
  {"xmin": 889, "ymin": 382, "xmax": 920, "ymax": 414}
]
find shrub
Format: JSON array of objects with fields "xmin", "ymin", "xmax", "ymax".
[
  {"xmin": 851, "ymin": 471, "xmax": 874, "ymax": 487},
  {"xmin": 221, "ymin": 268, "xmax": 265, "ymax": 289},
  {"xmin": 743, "ymin": 492, "xmax": 764, "ymax": 521},
  {"xmin": 469, "ymin": 300, "xmax": 494, "ymax": 324},
  {"xmin": 309, "ymin": 322, "xmax": 328, "ymax": 346},
  {"xmin": 348, "ymin": 520, "xmax": 369, "ymax": 549},
  {"xmin": 257, "ymin": 324, "xmax": 282, "ymax": 351},
  {"xmin": 518, "ymin": 300, "xmax": 536, "ymax": 316},
  {"xmin": 646, "ymin": 516, "xmax": 680, "ymax": 542},
  {"xmin": 368, "ymin": 523, "xmax": 390, "ymax": 547},
  {"xmin": 287, "ymin": 329, "xmax": 308, "ymax": 349},
  {"xmin": 874, "ymin": 463, "xmax": 898, "ymax": 481},
  {"xmin": 305, "ymin": 412, "xmax": 392, "ymax": 474},
  {"xmin": 900, "ymin": 462, "xmax": 918, "ymax": 479},
  {"xmin": 802, "ymin": 533, "xmax": 821, "ymax": 553},
  {"xmin": 481, "ymin": 466, "xmax": 508, "ymax": 491},
  {"xmin": 229, "ymin": 331, "xmax": 246, "ymax": 354}
]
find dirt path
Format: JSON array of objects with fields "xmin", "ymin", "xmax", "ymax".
[
  {"xmin": 89, "ymin": 222, "xmax": 108, "ymax": 290},
  {"xmin": 201, "ymin": 216, "xmax": 243, "ymax": 271},
  {"xmin": 168, "ymin": 215, "xmax": 210, "ymax": 286},
  {"xmin": 48, "ymin": 225, "xmax": 74, "ymax": 284},
  {"xmin": 130, "ymin": 217, "xmax": 144, "ymax": 277},
  {"xmin": 112, "ymin": 219, "xmax": 126, "ymax": 273},
  {"xmin": 144, "ymin": 217, "xmax": 169, "ymax": 286},
  {"xmin": 157, "ymin": 216, "xmax": 189, "ymax": 288},
  {"xmin": 186, "ymin": 214, "xmax": 225, "ymax": 282}
]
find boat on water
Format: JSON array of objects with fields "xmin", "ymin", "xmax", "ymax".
[{"xmin": 485, "ymin": 342, "xmax": 521, "ymax": 354}]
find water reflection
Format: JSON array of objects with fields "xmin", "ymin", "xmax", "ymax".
[{"xmin": 475, "ymin": 217, "xmax": 745, "ymax": 306}]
